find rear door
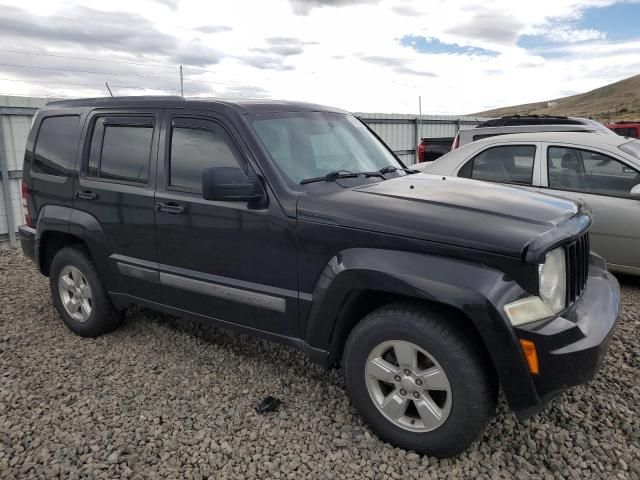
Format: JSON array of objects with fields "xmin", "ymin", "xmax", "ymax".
[
  {"xmin": 74, "ymin": 109, "xmax": 161, "ymax": 300},
  {"xmin": 541, "ymin": 142, "xmax": 640, "ymax": 270}
]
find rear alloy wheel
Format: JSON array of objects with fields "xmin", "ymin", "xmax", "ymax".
[
  {"xmin": 58, "ymin": 265, "xmax": 93, "ymax": 322},
  {"xmin": 365, "ymin": 340, "xmax": 452, "ymax": 432},
  {"xmin": 49, "ymin": 247, "xmax": 123, "ymax": 337},
  {"xmin": 343, "ymin": 302, "xmax": 497, "ymax": 457}
]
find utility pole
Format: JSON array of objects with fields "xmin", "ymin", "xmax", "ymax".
[{"xmin": 180, "ymin": 65, "xmax": 184, "ymax": 98}]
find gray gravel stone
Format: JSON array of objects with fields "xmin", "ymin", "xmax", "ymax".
[{"xmin": 1, "ymin": 248, "xmax": 639, "ymax": 479}]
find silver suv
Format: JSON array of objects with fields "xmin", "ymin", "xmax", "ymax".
[{"xmin": 453, "ymin": 115, "xmax": 615, "ymax": 149}]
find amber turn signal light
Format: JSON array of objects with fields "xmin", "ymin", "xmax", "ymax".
[{"xmin": 519, "ymin": 339, "xmax": 540, "ymax": 375}]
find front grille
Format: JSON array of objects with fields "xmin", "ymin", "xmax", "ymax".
[{"xmin": 565, "ymin": 233, "xmax": 590, "ymax": 304}]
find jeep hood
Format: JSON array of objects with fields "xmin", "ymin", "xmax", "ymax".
[{"xmin": 297, "ymin": 174, "xmax": 589, "ymax": 259}]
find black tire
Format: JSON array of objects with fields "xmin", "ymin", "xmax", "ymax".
[
  {"xmin": 49, "ymin": 246, "xmax": 123, "ymax": 337},
  {"xmin": 342, "ymin": 302, "xmax": 497, "ymax": 457}
]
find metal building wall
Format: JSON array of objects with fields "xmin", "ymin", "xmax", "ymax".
[
  {"xmin": 0, "ymin": 96, "xmax": 48, "ymax": 248},
  {"xmin": 357, "ymin": 113, "xmax": 488, "ymax": 164}
]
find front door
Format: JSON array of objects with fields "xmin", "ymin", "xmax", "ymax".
[
  {"xmin": 154, "ymin": 110, "xmax": 299, "ymax": 337},
  {"xmin": 541, "ymin": 143, "xmax": 640, "ymax": 271}
]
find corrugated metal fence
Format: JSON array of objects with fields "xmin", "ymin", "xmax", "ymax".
[
  {"xmin": 0, "ymin": 96, "xmax": 48, "ymax": 248},
  {"xmin": 357, "ymin": 113, "xmax": 488, "ymax": 165},
  {"xmin": 0, "ymin": 95, "xmax": 488, "ymax": 248}
]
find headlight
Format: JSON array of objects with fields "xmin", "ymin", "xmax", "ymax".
[
  {"xmin": 504, "ymin": 247, "xmax": 566, "ymax": 327},
  {"xmin": 538, "ymin": 247, "xmax": 566, "ymax": 313}
]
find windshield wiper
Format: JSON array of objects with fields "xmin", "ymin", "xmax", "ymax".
[
  {"xmin": 379, "ymin": 166, "xmax": 420, "ymax": 175},
  {"xmin": 300, "ymin": 170, "xmax": 385, "ymax": 185}
]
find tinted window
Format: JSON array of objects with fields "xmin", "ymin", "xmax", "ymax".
[
  {"xmin": 32, "ymin": 116, "xmax": 80, "ymax": 176},
  {"xmin": 472, "ymin": 133, "xmax": 500, "ymax": 141},
  {"xmin": 612, "ymin": 127, "xmax": 638, "ymax": 138},
  {"xmin": 548, "ymin": 146, "xmax": 639, "ymax": 198},
  {"xmin": 100, "ymin": 126, "xmax": 152, "ymax": 183},
  {"xmin": 87, "ymin": 124, "xmax": 152, "ymax": 184},
  {"xmin": 170, "ymin": 126, "xmax": 241, "ymax": 192},
  {"xmin": 459, "ymin": 145, "xmax": 536, "ymax": 185}
]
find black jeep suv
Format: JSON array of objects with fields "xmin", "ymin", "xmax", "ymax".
[{"xmin": 19, "ymin": 97, "xmax": 620, "ymax": 457}]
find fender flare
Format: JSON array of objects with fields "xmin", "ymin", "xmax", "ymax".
[
  {"xmin": 36, "ymin": 205, "xmax": 114, "ymax": 289},
  {"xmin": 303, "ymin": 248, "xmax": 540, "ymax": 413},
  {"xmin": 34, "ymin": 204, "xmax": 73, "ymax": 273}
]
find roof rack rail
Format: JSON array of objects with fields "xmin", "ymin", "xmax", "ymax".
[
  {"xmin": 497, "ymin": 114, "xmax": 569, "ymax": 120},
  {"xmin": 477, "ymin": 115, "xmax": 582, "ymax": 128},
  {"xmin": 47, "ymin": 95, "xmax": 184, "ymax": 106}
]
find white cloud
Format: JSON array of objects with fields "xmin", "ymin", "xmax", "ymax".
[
  {"xmin": 0, "ymin": 0, "xmax": 637, "ymax": 114},
  {"xmin": 541, "ymin": 27, "xmax": 606, "ymax": 43}
]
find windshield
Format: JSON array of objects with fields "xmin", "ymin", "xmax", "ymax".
[
  {"xmin": 251, "ymin": 112, "xmax": 403, "ymax": 183},
  {"xmin": 584, "ymin": 119, "xmax": 617, "ymax": 135},
  {"xmin": 620, "ymin": 139, "xmax": 640, "ymax": 160}
]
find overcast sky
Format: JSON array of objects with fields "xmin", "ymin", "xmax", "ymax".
[{"xmin": 0, "ymin": 0, "xmax": 639, "ymax": 114}]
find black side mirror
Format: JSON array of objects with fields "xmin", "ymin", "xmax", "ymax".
[{"xmin": 202, "ymin": 166, "xmax": 262, "ymax": 202}]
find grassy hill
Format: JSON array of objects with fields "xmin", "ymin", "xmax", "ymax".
[{"xmin": 474, "ymin": 74, "xmax": 640, "ymax": 122}]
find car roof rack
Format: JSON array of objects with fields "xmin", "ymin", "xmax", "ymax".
[
  {"xmin": 47, "ymin": 95, "xmax": 184, "ymax": 107},
  {"xmin": 477, "ymin": 114, "xmax": 583, "ymax": 128}
]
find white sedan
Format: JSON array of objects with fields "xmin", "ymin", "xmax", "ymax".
[{"xmin": 418, "ymin": 131, "xmax": 640, "ymax": 275}]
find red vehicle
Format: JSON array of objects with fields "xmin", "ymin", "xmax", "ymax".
[
  {"xmin": 416, "ymin": 137, "xmax": 454, "ymax": 162},
  {"xmin": 607, "ymin": 121, "xmax": 640, "ymax": 139}
]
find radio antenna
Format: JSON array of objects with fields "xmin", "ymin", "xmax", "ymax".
[{"xmin": 180, "ymin": 65, "xmax": 184, "ymax": 98}]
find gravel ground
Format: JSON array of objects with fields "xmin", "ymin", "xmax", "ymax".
[{"xmin": 0, "ymin": 248, "xmax": 639, "ymax": 480}]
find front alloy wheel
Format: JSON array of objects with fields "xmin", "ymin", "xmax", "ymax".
[
  {"xmin": 342, "ymin": 302, "xmax": 497, "ymax": 457},
  {"xmin": 365, "ymin": 340, "xmax": 452, "ymax": 432}
]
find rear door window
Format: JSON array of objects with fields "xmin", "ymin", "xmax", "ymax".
[
  {"xmin": 32, "ymin": 115, "xmax": 81, "ymax": 176},
  {"xmin": 86, "ymin": 117, "xmax": 153, "ymax": 185},
  {"xmin": 458, "ymin": 145, "xmax": 536, "ymax": 185}
]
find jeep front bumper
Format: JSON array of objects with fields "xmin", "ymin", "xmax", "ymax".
[{"xmin": 511, "ymin": 253, "xmax": 620, "ymax": 419}]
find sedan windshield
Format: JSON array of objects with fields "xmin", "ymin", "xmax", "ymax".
[
  {"xmin": 619, "ymin": 139, "xmax": 640, "ymax": 160},
  {"xmin": 251, "ymin": 112, "xmax": 403, "ymax": 184}
]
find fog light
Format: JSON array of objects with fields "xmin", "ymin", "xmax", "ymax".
[{"xmin": 519, "ymin": 339, "xmax": 540, "ymax": 375}]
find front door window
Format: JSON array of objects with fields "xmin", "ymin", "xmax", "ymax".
[{"xmin": 547, "ymin": 146, "xmax": 639, "ymax": 198}]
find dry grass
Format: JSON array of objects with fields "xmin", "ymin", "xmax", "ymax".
[{"xmin": 475, "ymin": 74, "xmax": 640, "ymax": 122}]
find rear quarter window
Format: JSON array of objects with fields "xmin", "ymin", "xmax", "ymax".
[{"xmin": 32, "ymin": 115, "xmax": 81, "ymax": 176}]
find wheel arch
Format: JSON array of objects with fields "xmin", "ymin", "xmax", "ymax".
[
  {"xmin": 36, "ymin": 206, "xmax": 113, "ymax": 287},
  {"xmin": 324, "ymin": 289, "xmax": 484, "ymax": 369},
  {"xmin": 302, "ymin": 248, "xmax": 542, "ymax": 414},
  {"xmin": 39, "ymin": 230, "xmax": 89, "ymax": 276}
]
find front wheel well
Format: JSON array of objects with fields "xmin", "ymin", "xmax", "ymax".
[
  {"xmin": 328, "ymin": 291, "xmax": 491, "ymax": 370},
  {"xmin": 39, "ymin": 231, "xmax": 90, "ymax": 277}
]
